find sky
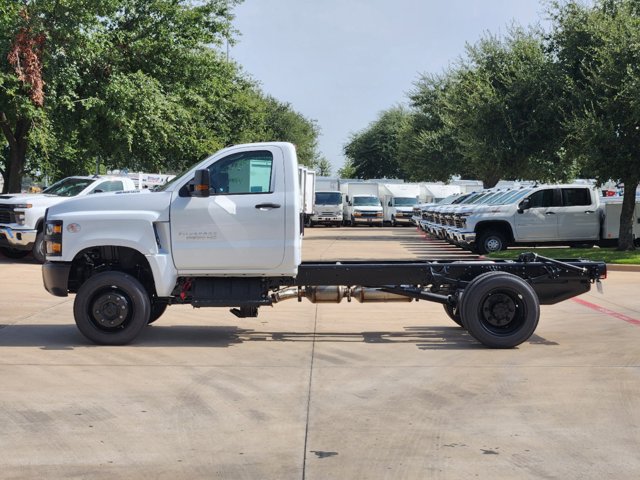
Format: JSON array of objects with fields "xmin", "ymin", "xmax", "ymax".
[{"xmin": 230, "ymin": 0, "xmax": 550, "ymax": 173}]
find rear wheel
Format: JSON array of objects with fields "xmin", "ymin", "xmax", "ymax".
[
  {"xmin": 460, "ymin": 272, "xmax": 539, "ymax": 348},
  {"xmin": 443, "ymin": 303, "xmax": 463, "ymax": 327},
  {"xmin": 73, "ymin": 271, "xmax": 151, "ymax": 345}
]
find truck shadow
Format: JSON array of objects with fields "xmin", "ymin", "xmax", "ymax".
[{"xmin": 0, "ymin": 324, "xmax": 557, "ymax": 349}]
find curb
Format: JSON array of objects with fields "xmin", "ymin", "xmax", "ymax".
[{"xmin": 605, "ymin": 264, "xmax": 640, "ymax": 272}]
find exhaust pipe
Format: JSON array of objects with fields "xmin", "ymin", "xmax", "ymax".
[
  {"xmin": 272, "ymin": 286, "xmax": 412, "ymax": 304},
  {"xmin": 350, "ymin": 287, "xmax": 413, "ymax": 303}
]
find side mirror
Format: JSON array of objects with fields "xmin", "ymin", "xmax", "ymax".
[
  {"xmin": 348, "ymin": 201, "xmax": 352, "ymax": 207},
  {"xmin": 192, "ymin": 169, "xmax": 210, "ymax": 198},
  {"xmin": 517, "ymin": 198, "xmax": 530, "ymax": 213},
  {"xmin": 388, "ymin": 201, "xmax": 392, "ymax": 207}
]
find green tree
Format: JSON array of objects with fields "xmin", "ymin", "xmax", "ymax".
[
  {"xmin": 0, "ymin": 0, "xmax": 244, "ymax": 191},
  {"xmin": 260, "ymin": 96, "xmax": 321, "ymax": 167},
  {"xmin": 439, "ymin": 29, "xmax": 568, "ymax": 188},
  {"xmin": 400, "ymin": 73, "xmax": 466, "ymax": 182},
  {"xmin": 344, "ymin": 106, "xmax": 411, "ymax": 179},
  {"xmin": 337, "ymin": 159, "xmax": 356, "ymax": 179},
  {"xmin": 550, "ymin": 0, "xmax": 640, "ymax": 250},
  {"xmin": 311, "ymin": 156, "xmax": 331, "ymax": 176}
]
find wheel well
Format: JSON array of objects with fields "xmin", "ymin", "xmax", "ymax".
[
  {"xmin": 476, "ymin": 221, "xmax": 514, "ymax": 243},
  {"xmin": 68, "ymin": 246, "xmax": 156, "ymax": 296}
]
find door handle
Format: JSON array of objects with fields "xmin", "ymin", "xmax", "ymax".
[
  {"xmin": 584, "ymin": 210, "xmax": 594, "ymax": 214},
  {"xmin": 255, "ymin": 203, "xmax": 281, "ymax": 210},
  {"xmin": 545, "ymin": 212, "xmax": 556, "ymax": 215}
]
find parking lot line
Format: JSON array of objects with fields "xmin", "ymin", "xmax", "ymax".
[{"xmin": 572, "ymin": 297, "xmax": 640, "ymax": 326}]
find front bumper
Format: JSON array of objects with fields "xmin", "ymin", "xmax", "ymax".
[
  {"xmin": 455, "ymin": 231, "xmax": 476, "ymax": 245},
  {"xmin": 392, "ymin": 213, "xmax": 414, "ymax": 224},
  {"xmin": 42, "ymin": 261, "xmax": 72, "ymax": 297},
  {"xmin": 353, "ymin": 216, "xmax": 383, "ymax": 225},
  {"xmin": 0, "ymin": 226, "xmax": 37, "ymax": 250},
  {"xmin": 311, "ymin": 215, "xmax": 342, "ymax": 224}
]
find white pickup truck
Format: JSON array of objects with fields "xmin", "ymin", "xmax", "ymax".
[
  {"xmin": 41, "ymin": 142, "xmax": 606, "ymax": 349},
  {"xmin": 0, "ymin": 175, "xmax": 136, "ymax": 262},
  {"xmin": 451, "ymin": 184, "xmax": 615, "ymax": 254}
]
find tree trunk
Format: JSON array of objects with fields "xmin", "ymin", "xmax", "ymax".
[
  {"xmin": 0, "ymin": 114, "xmax": 30, "ymax": 193},
  {"xmin": 617, "ymin": 177, "xmax": 639, "ymax": 251}
]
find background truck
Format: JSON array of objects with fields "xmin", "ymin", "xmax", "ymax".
[
  {"xmin": 298, "ymin": 166, "xmax": 316, "ymax": 227},
  {"xmin": 310, "ymin": 190, "xmax": 343, "ymax": 227},
  {"xmin": 379, "ymin": 183, "xmax": 420, "ymax": 226},
  {"xmin": 0, "ymin": 175, "xmax": 137, "ymax": 262},
  {"xmin": 41, "ymin": 142, "xmax": 605, "ymax": 349},
  {"xmin": 449, "ymin": 184, "xmax": 640, "ymax": 254},
  {"xmin": 340, "ymin": 182, "xmax": 383, "ymax": 226}
]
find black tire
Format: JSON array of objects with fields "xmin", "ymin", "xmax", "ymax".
[
  {"xmin": 73, "ymin": 271, "xmax": 151, "ymax": 345},
  {"xmin": 32, "ymin": 231, "xmax": 46, "ymax": 263},
  {"xmin": 460, "ymin": 272, "xmax": 539, "ymax": 348},
  {"xmin": 148, "ymin": 300, "xmax": 168, "ymax": 325},
  {"xmin": 443, "ymin": 303, "xmax": 463, "ymax": 327},
  {"xmin": 0, "ymin": 247, "xmax": 30, "ymax": 259},
  {"xmin": 477, "ymin": 230, "xmax": 507, "ymax": 254},
  {"xmin": 350, "ymin": 216, "xmax": 355, "ymax": 227},
  {"xmin": 391, "ymin": 215, "xmax": 397, "ymax": 227}
]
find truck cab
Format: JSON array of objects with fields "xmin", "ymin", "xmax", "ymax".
[
  {"xmin": 310, "ymin": 190, "xmax": 343, "ymax": 227},
  {"xmin": 0, "ymin": 175, "xmax": 136, "ymax": 262},
  {"xmin": 344, "ymin": 194, "xmax": 383, "ymax": 226},
  {"xmin": 385, "ymin": 196, "xmax": 419, "ymax": 226}
]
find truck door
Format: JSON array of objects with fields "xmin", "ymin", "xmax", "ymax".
[
  {"xmin": 556, "ymin": 187, "xmax": 600, "ymax": 240},
  {"xmin": 170, "ymin": 147, "xmax": 286, "ymax": 271},
  {"xmin": 514, "ymin": 188, "xmax": 560, "ymax": 240}
]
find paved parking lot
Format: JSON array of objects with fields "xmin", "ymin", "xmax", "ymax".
[{"xmin": 1, "ymin": 227, "xmax": 639, "ymax": 479}]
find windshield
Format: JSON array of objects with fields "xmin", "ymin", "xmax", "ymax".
[
  {"xmin": 394, "ymin": 197, "xmax": 418, "ymax": 206},
  {"xmin": 315, "ymin": 192, "xmax": 342, "ymax": 205},
  {"xmin": 493, "ymin": 189, "xmax": 531, "ymax": 205},
  {"xmin": 353, "ymin": 196, "xmax": 380, "ymax": 207},
  {"xmin": 43, "ymin": 178, "xmax": 94, "ymax": 197}
]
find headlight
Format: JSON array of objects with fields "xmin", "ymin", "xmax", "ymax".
[
  {"xmin": 13, "ymin": 204, "xmax": 32, "ymax": 225},
  {"xmin": 45, "ymin": 220, "xmax": 63, "ymax": 256}
]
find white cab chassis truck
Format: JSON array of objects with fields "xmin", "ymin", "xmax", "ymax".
[
  {"xmin": 0, "ymin": 175, "xmax": 136, "ymax": 262},
  {"xmin": 42, "ymin": 143, "xmax": 606, "ymax": 348}
]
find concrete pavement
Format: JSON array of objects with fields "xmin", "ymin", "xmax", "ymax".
[{"xmin": 0, "ymin": 227, "xmax": 639, "ymax": 479}]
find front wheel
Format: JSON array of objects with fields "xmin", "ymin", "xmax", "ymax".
[
  {"xmin": 73, "ymin": 271, "xmax": 151, "ymax": 345},
  {"xmin": 148, "ymin": 300, "xmax": 169, "ymax": 325},
  {"xmin": 460, "ymin": 272, "xmax": 539, "ymax": 348},
  {"xmin": 477, "ymin": 230, "xmax": 507, "ymax": 254},
  {"xmin": 32, "ymin": 231, "xmax": 46, "ymax": 263}
]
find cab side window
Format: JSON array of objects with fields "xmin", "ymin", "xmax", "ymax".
[
  {"xmin": 562, "ymin": 188, "xmax": 591, "ymax": 206},
  {"xmin": 92, "ymin": 181, "xmax": 124, "ymax": 193},
  {"xmin": 207, "ymin": 151, "xmax": 273, "ymax": 194},
  {"xmin": 527, "ymin": 189, "xmax": 556, "ymax": 208}
]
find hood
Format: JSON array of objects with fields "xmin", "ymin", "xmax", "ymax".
[
  {"xmin": 0, "ymin": 193, "xmax": 55, "ymax": 203},
  {"xmin": 47, "ymin": 189, "xmax": 173, "ymax": 221}
]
